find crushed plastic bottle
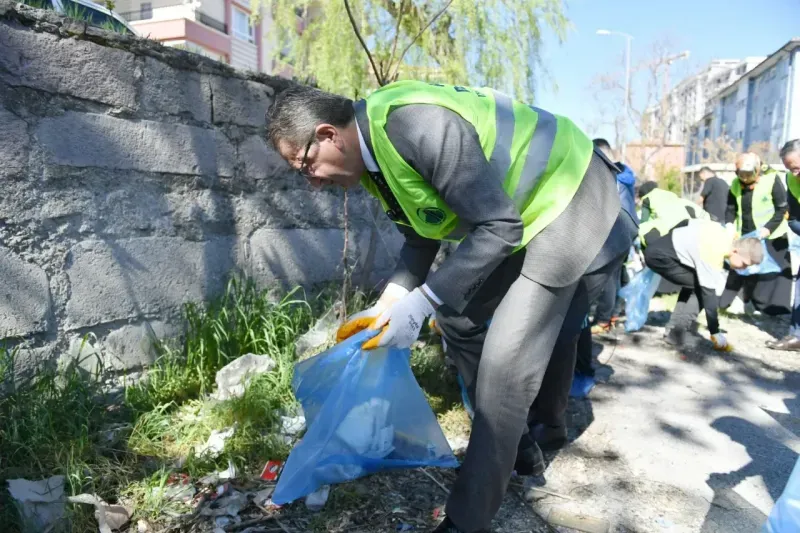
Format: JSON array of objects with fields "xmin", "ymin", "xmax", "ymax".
[{"xmin": 304, "ymin": 485, "xmax": 330, "ymax": 512}]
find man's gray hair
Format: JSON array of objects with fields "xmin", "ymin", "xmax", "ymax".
[
  {"xmin": 780, "ymin": 139, "xmax": 800, "ymax": 159},
  {"xmin": 734, "ymin": 237, "xmax": 764, "ymax": 265},
  {"xmin": 266, "ymin": 85, "xmax": 355, "ymax": 152}
]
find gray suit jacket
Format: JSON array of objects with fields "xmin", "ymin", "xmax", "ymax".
[{"xmin": 354, "ymin": 100, "xmax": 622, "ymax": 313}]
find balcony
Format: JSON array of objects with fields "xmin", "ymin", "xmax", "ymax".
[{"xmin": 119, "ymin": 3, "xmax": 226, "ymax": 35}]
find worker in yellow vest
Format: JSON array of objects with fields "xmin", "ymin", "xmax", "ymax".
[
  {"xmin": 637, "ymin": 181, "xmax": 707, "ymax": 249},
  {"xmin": 267, "ymin": 81, "xmax": 637, "ymax": 533},
  {"xmin": 719, "ymin": 152, "xmax": 792, "ymax": 315},
  {"xmin": 767, "ymin": 140, "xmax": 800, "ymax": 350}
]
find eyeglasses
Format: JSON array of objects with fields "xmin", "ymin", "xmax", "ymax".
[{"xmin": 298, "ymin": 132, "xmax": 316, "ymax": 178}]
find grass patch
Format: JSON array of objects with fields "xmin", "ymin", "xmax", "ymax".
[{"xmin": 0, "ymin": 278, "xmax": 470, "ymax": 532}]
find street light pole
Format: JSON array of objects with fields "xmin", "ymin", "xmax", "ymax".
[{"xmin": 597, "ymin": 29, "xmax": 634, "ymax": 161}]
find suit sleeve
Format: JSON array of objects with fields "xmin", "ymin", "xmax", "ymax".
[
  {"xmin": 387, "ymin": 224, "xmax": 440, "ymax": 291},
  {"xmin": 384, "ymin": 104, "xmax": 523, "ymax": 312}
]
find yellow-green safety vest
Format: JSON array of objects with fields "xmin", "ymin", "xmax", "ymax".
[
  {"xmin": 788, "ymin": 172, "xmax": 800, "ymax": 201},
  {"xmin": 730, "ymin": 172, "xmax": 788, "ymax": 239},
  {"xmin": 638, "ymin": 188, "xmax": 706, "ymax": 246},
  {"xmin": 361, "ymin": 80, "xmax": 593, "ymax": 248}
]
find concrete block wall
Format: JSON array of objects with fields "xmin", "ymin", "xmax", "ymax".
[{"xmin": 0, "ymin": 1, "xmax": 401, "ymax": 376}]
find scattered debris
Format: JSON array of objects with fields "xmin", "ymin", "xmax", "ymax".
[
  {"xmin": 7, "ymin": 475, "xmax": 66, "ymax": 532},
  {"xmin": 280, "ymin": 415, "xmax": 306, "ymax": 437},
  {"xmin": 260, "ymin": 460, "xmax": 284, "ymax": 481},
  {"xmin": 200, "ymin": 460, "xmax": 238, "ymax": 485},
  {"xmin": 295, "ymin": 306, "xmax": 340, "ymax": 356},
  {"xmin": 446, "ymin": 435, "xmax": 469, "ymax": 455},
  {"xmin": 67, "ymin": 493, "xmax": 132, "ymax": 533},
  {"xmin": 304, "ymin": 485, "xmax": 330, "ymax": 511},
  {"xmin": 213, "ymin": 354, "xmax": 277, "ymax": 400},
  {"xmin": 197, "ymin": 426, "xmax": 237, "ymax": 458},
  {"xmin": 200, "ymin": 489, "xmax": 248, "ymax": 518},
  {"xmin": 160, "ymin": 473, "xmax": 195, "ymax": 503},
  {"xmin": 253, "ymin": 487, "xmax": 275, "ymax": 507}
]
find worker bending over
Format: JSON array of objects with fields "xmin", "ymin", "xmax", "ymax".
[
  {"xmin": 644, "ymin": 218, "xmax": 763, "ymax": 351},
  {"xmin": 266, "ymin": 81, "xmax": 637, "ymax": 533}
]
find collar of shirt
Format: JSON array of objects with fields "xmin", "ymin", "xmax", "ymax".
[{"xmin": 355, "ymin": 119, "xmax": 379, "ymax": 173}]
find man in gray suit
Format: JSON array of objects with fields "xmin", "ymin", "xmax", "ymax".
[{"xmin": 267, "ymin": 82, "xmax": 637, "ymax": 533}]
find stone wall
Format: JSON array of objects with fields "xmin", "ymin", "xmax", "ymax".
[{"xmin": 0, "ymin": 0, "xmax": 401, "ymax": 376}]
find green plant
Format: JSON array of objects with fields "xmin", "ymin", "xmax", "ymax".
[
  {"xmin": 654, "ymin": 164, "xmax": 682, "ymax": 195},
  {"xmin": 61, "ymin": 1, "xmax": 89, "ymax": 21},
  {"xmin": 20, "ymin": 0, "xmax": 53, "ymax": 9},
  {"xmin": 126, "ymin": 278, "xmax": 314, "ymax": 412}
]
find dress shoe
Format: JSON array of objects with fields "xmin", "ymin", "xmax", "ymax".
[
  {"xmin": 430, "ymin": 516, "xmax": 489, "ymax": 533},
  {"xmin": 766, "ymin": 336, "xmax": 800, "ymax": 351},
  {"xmin": 514, "ymin": 440, "xmax": 545, "ymax": 476},
  {"xmin": 531, "ymin": 422, "xmax": 568, "ymax": 451}
]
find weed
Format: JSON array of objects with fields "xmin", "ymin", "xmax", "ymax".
[
  {"xmin": 19, "ymin": 0, "xmax": 53, "ymax": 9},
  {"xmin": 126, "ymin": 278, "xmax": 314, "ymax": 412}
]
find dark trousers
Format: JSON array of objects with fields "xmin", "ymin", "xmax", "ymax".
[
  {"xmin": 643, "ymin": 235, "xmax": 705, "ymax": 331},
  {"xmin": 594, "ymin": 261, "xmax": 623, "ymax": 323},
  {"xmin": 792, "ymin": 276, "xmax": 800, "ymax": 338}
]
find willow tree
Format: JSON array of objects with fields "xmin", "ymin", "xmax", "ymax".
[{"xmin": 258, "ymin": 0, "xmax": 569, "ymax": 100}]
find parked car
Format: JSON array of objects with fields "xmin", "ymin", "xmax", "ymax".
[{"xmin": 24, "ymin": 0, "xmax": 136, "ymax": 34}]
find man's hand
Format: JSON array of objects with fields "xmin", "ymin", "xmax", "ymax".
[
  {"xmin": 711, "ymin": 333, "xmax": 733, "ymax": 352},
  {"xmin": 336, "ymin": 283, "xmax": 409, "ymax": 342},
  {"xmin": 758, "ymin": 227, "xmax": 771, "ymax": 239},
  {"xmin": 363, "ymin": 288, "xmax": 435, "ymax": 350}
]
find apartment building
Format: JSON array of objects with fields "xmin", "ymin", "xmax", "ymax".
[
  {"xmin": 642, "ymin": 58, "xmax": 763, "ymax": 145},
  {"xmin": 687, "ymin": 39, "xmax": 800, "ymax": 164},
  {"xmin": 116, "ymin": 0, "xmax": 273, "ymax": 73}
]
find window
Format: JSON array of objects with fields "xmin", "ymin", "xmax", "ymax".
[
  {"xmin": 232, "ymin": 7, "xmax": 253, "ymax": 42},
  {"xmin": 736, "ymin": 64, "xmax": 746, "ymax": 75},
  {"xmin": 140, "ymin": 2, "xmax": 152, "ymax": 20}
]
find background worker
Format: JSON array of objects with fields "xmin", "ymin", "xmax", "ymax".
[
  {"xmin": 767, "ymin": 140, "xmax": 800, "ymax": 351},
  {"xmin": 644, "ymin": 218, "xmax": 763, "ymax": 350},
  {"xmin": 267, "ymin": 81, "xmax": 637, "ymax": 533},
  {"xmin": 588, "ymin": 138, "xmax": 638, "ymax": 334},
  {"xmin": 638, "ymin": 181, "xmax": 706, "ymax": 249},
  {"xmin": 696, "ymin": 166, "xmax": 730, "ymax": 222},
  {"xmin": 720, "ymin": 152, "xmax": 792, "ymax": 316}
]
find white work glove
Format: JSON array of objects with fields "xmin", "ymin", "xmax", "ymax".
[
  {"xmin": 711, "ymin": 333, "xmax": 733, "ymax": 352},
  {"xmin": 363, "ymin": 288, "xmax": 435, "ymax": 350},
  {"xmin": 758, "ymin": 227, "xmax": 771, "ymax": 239},
  {"xmin": 336, "ymin": 283, "xmax": 409, "ymax": 343}
]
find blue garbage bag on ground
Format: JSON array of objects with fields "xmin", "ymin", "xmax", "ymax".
[
  {"xmin": 735, "ymin": 231, "xmax": 781, "ymax": 276},
  {"xmin": 272, "ymin": 329, "xmax": 459, "ymax": 504},
  {"xmin": 618, "ymin": 267, "xmax": 662, "ymax": 332},
  {"xmin": 764, "ymin": 456, "xmax": 800, "ymax": 532}
]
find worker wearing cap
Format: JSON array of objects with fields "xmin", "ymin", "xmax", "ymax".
[
  {"xmin": 719, "ymin": 152, "xmax": 791, "ymax": 315},
  {"xmin": 266, "ymin": 81, "xmax": 637, "ymax": 533}
]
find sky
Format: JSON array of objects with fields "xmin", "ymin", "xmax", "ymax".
[{"xmin": 534, "ymin": 0, "xmax": 800, "ymax": 143}]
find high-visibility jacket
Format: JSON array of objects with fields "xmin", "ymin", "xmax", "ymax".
[
  {"xmin": 361, "ymin": 80, "xmax": 594, "ymax": 249},
  {"xmin": 638, "ymin": 188, "xmax": 706, "ymax": 246},
  {"xmin": 730, "ymin": 172, "xmax": 788, "ymax": 239},
  {"xmin": 788, "ymin": 172, "xmax": 800, "ymax": 201}
]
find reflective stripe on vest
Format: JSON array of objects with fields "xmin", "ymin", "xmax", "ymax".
[
  {"xmin": 364, "ymin": 80, "xmax": 593, "ymax": 246},
  {"xmin": 514, "ymin": 106, "xmax": 557, "ymax": 210},
  {"xmin": 445, "ymin": 97, "xmax": 558, "ymax": 240}
]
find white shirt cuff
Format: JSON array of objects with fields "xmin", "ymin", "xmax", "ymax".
[{"xmin": 421, "ymin": 283, "xmax": 443, "ymax": 306}]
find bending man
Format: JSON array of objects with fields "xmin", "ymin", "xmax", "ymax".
[{"xmin": 267, "ymin": 81, "xmax": 637, "ymax": 533}]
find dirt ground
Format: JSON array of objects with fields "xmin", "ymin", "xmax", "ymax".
[{"xmin": 173, "ymin": 304, "xmax": 800, "ymax": 533}]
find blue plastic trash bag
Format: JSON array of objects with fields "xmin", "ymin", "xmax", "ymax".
[
  {"xmin": 736, "ymin": 231, "xmax": 781, "ymax": 276},
  {"xmin": 764, "ymin": 457, "xmax": 800, "ymax": 532},
  {"xmin": 272, "ymin": 329, "xmax": 459, "ymax": 504},
  {"xmin": 618, "ymin": 267, "xmax": 662, "ymax": 332}
]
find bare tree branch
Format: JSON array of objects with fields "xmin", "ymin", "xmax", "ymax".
[
  {"xmin": 384, "ymin": 0, "xmax": 408, "ymax": 81},
  {"xmin": 388, "ymin": 0, "xmax": 455, "ymax": 82},
  {"xmin": 343, "ymin": 0, "xmax": 385, "ymax": 86}
]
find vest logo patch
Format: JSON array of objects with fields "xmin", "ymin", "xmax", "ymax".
[{"xmin": 417, "ymin": 207, "xmax": 446, "ymax": 225}]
